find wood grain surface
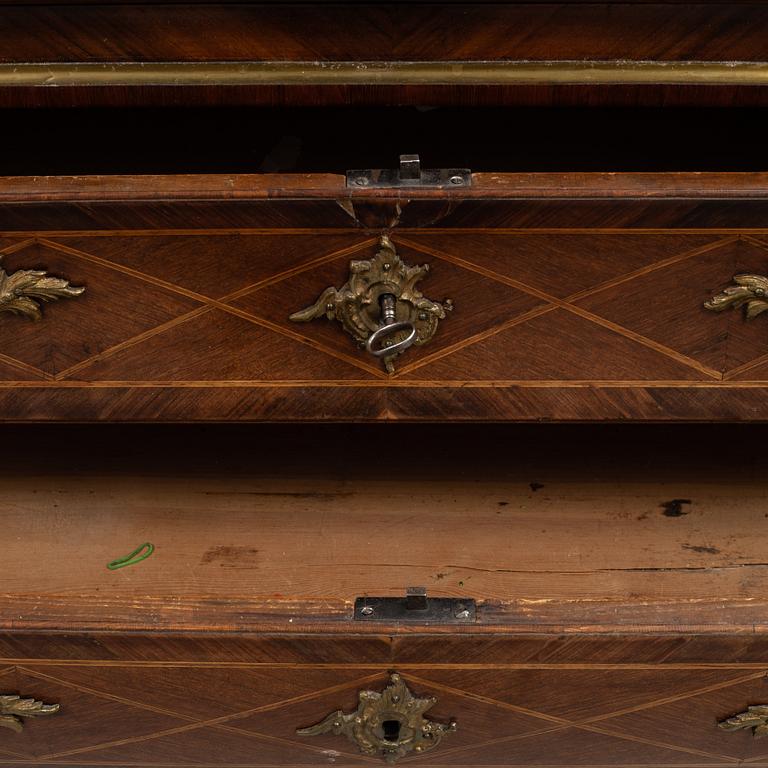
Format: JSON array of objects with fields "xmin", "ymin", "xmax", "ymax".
[
  {"xmin": 1, "ymin": 424, "xmax": 768, "ymax": 766},
  {"xmin": 2, "ymin": 199, "xmax": 768, "ymax": 420},
  {"xmin": 1, "ymin": 423, "xmax": 768, "ymax": 633},
  {"xmin": 1, "ymin": 4, "xmax": 766, "ymax": 63}
]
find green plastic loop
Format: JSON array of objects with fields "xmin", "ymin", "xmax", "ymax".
[{"xmin": 107, "ymin": 542, "xmax": 155, "ymax": 571}]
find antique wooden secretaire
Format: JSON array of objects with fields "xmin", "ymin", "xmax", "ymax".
[{"xmin": 4, "ymin": 2, "xmax": 768, "ymax": 767}]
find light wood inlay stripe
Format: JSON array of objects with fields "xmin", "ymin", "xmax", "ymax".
[{"xmin": 395, "ymin": 236, "xmax": 722, "ymax": 380}]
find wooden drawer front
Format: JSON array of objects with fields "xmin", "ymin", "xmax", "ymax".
[
  {"xmin": 3, "ymin": 228, "xmax": 768, "ymax": 420},
  {"xmin": 1, "ymin": 662, "xmax": 766, "ymax": 766}
]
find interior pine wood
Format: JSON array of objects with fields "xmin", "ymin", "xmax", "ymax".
[{"xmin": 3, "ymin": 424, "xmax": 768, "ymax": 633}]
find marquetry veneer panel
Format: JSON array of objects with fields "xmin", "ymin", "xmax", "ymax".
[
  {"xmin": 57, "ymin": 233, "xmax": 373, "ymax": 299},
  {"xmin": 0, "ymin": 241, "xmax": 200, "ymax": 376},
  {"xmin": 0, "ymin": 669, "xmax": 186, "ymax": 759},
  {"xmin": 576, "ymin": 237, "xmax": 768, "ymax": 375},
  {"xmin": 3, "ymin": 229, "xmax": 768, "ymax": 419},
  {"xmin": 30, "ymin": 665, "xmax": 374, "ymax": 720},
  {"xmin": 1, "ymin": 663, "xmax": 764, "ymax": 767},
  {"xmin": 399, "ymin": 232, "xmax": 724, "ymax": 298},
  {"xmin": 73, "ymin": 309, "xmax": 371, "ymax": 382}
]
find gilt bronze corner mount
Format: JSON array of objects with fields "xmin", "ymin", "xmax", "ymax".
[
  {"xmin": 0, "ymin": 695, "xmax": 60, "ymax": 733},
  {"xmin": 719, "ymin": 705, "xmax": 768, "ymax": 737},
  {"xmin": 0, "ymin": 256, "xmax": 84, "ymax": 321},
  {"xmin": 289, "ymin": 236, "xmax": 451, "ymax": 373},
  {"xmin": 297, "ymin": 672, "xmax": 456, "ymax": 763},
  {"xmin": 705, "ymin": 274, "xmax": 768, "ymax": 321}
]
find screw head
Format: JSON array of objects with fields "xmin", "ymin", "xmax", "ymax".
[
  {"xmin": 454, "ymin": 608, "xmax": 471, "ymax": 620},
  {"xmin": 449, "ymin": 175, "xmax": 464, "ymax": 185},
  {"xmin": 354, "ymin": 176, "xmax": 370, "ymax": 186},
  {"xmin": 360, "ymin": 606, "xmax": 374, "ymax": 616}
]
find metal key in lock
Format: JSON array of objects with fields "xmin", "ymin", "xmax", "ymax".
[
  {"xmin": 289, "ymin": 235, "xmax": 452, "ymax": 373},
  {"xmin": 364, "ymin": 293, "xmax": 418, "ymax": 361}
]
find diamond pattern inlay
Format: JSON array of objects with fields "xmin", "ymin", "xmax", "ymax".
[
  {"xmin": 70, "ymin": 309, "xmax": 375, "ymax": 381},
  {"xmin": 430, "ymin": 725, "xmax": 725, "ymax": 765},
  {"xmin": 600, "ymin": 674, "xmax": 768, "ymax": 762},
  {"xmin": 0, "ymin": 242, "xmax": 201, "ymax": 376},
  {"xmin": 54, "ymin": 233, "xmax": 373, "ymax": 299},
  {"xmin": 412, "ymin": 668, "xmax": 758, "ymax": 722},
  {"xmin": 231, "ymin": 239, "xmax": 545, "ymax": 370},
  {"xmin": 36, "ymin": 665, "xmax": 376, "ymax": 721},
  {"xmin": 402, "ymin": 309, "xmax": 708, "ymax": 380},
  {"xmin": 5, "ymin": 230, "xmax": 768, "ymax": 390},
  {"xmin": 231, "ymin": 673, "xmax": 555, "ymax": 756},
  {"xmin": 0, "ymin": 670, "xmax": 187, "ymax": 760},
  {"xmin": 577, "ymin": 238, "xmax": 768, "ymax": 375},
  {"xmin": 400, "ymin": 232, "xmax": 724, "ymax": 298},
  {"xmin": 2, "ymin": 663, "xmax": 766, "ymax": 766},
  {"xmin": 61, "ymin": 722, "xmax": 359, "ymax": 765}
]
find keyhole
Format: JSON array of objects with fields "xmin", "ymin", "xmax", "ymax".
[{"xmin": 382, "ymin": 720, "xmax": 401, "ymax": 742}]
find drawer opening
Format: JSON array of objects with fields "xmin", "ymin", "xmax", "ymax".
[
  {"xmin": 2, "ymin": 422, "xmax": 768, "ymax": 633},
  {"xmin": 2, "ymin": 106, "xmax": 768, "ymax": 175}
]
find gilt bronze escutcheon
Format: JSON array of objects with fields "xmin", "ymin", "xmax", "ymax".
[
  {"xmin": 297, "ymin": 672, "xmax": 456, "ymax": 763},
  {"xmin": 289, "ymin": 236, "xmax": 451, "ymax": 373}
]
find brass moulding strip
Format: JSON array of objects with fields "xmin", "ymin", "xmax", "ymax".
[{"xmin": 3, "ymin": 60, "xmax": 768, "ymax": 87}]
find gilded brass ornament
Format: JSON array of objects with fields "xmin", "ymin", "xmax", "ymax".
[
  {"xmin": 0, "ymin": 257, "xmax": 84, "ymax": 321},
  {"xmin": 0, "ymin": 695, "xmax": 60, "ymax": 733},
  {"xmin": 289, "ymin": 236, "xmax": 451, "ymax": 373},
  {"xmin": 296, "ymin": 672, "xmax": 456, "ymax": 763},
  {"xmin": 719, "ymin": 706, "xmax": 768, "ymax": 737},
  {"xmin": 705, "ymin": 274, "xmax": 768, "ymax": 320},
  {"xmin": 4, "ymin": 61, "xmax": 768, "ymax": 88}
]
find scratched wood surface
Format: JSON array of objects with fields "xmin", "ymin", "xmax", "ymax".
[{"xmin": 2, "ymin": 423, "xmax": 768, "ymax": 633}]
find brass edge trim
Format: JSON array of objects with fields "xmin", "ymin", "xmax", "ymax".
[{"xmin": 2, "ymin": 60, "xmax": 768, "ymax": 86}]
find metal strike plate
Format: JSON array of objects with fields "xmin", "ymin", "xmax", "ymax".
[
  {"xmin": 347, "ymin": 154, "xmax": 471, "ymax": 189},
  {"xmin": 355, "ymin": 588, "xmax": 476, "ymax": 624}
]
